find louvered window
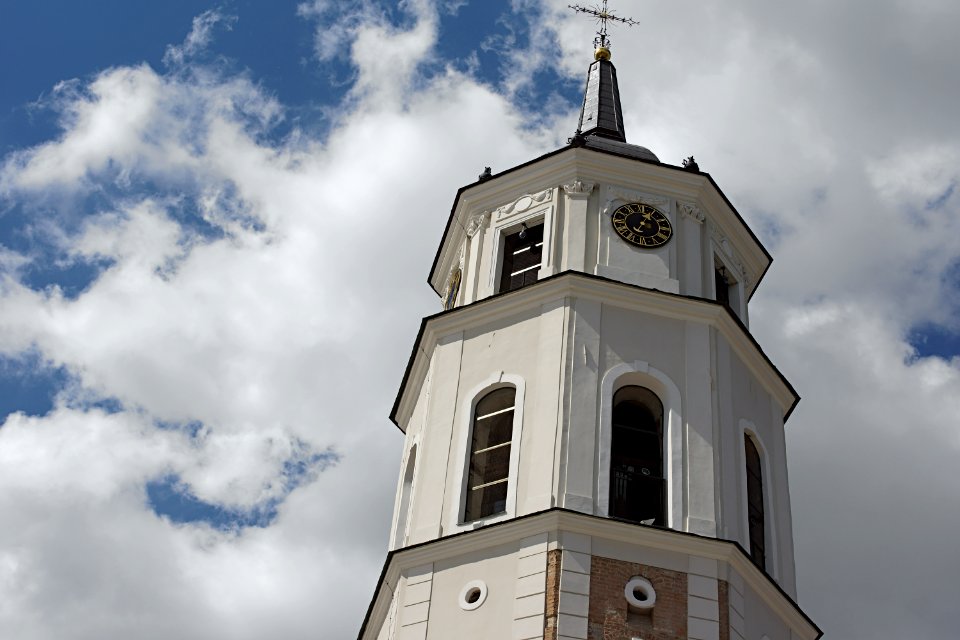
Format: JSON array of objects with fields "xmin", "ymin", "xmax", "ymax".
[
  {"xmin": 498, "ymin": 223, "xmax": 544, "ymax": 293},
  {"xmin": 464, "ymin": 387, "xmax": 516, "ymax": 521}
]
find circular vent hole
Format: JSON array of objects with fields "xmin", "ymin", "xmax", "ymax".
[
  {"xmin": 458, "ymin": 580, "xmax": 488, "ymax": 611},
  {"xmin": 624, "ymin": 576, "xmax": 656, "ymax": 611}
]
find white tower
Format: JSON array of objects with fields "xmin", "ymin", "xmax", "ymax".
[{"xmin": 357, "ymin": 25, "xmax": 821, "ymax": 640}]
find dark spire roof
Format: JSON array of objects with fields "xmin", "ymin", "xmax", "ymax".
[
  {"xmin": 572, "ymin": 53, "xmax": 659, "ymax": 163},
  {"xmin": 577, "ymin": 57, "xmax": 626, "ymax": 142}
]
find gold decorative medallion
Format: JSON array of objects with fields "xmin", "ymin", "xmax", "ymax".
[
  {"xmin": 444, "ymin": 268, "xmax": 462, "ymax": 310},
  {"xmin": 611, "ymin": 202, "xmax": 673, "ymax": 248}
]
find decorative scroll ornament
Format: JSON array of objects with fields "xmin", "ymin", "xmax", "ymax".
[
  {"xmin": 563, "ymin": 180, "xmax": 595, "ymax": 196},
  {"xmin": 494, "ymin": 189, "xmax": 553, "ymax": 221},
  {"xmin": 711, "ymin": 229, "xmax": 749, "ymax": 284},
  {"xmin": 678, "ymin": 202, "xmax": 705, "ymax": 224},
  {"xmin": 602, "ymin": 186, "xmax": 670, "ymax": 217},
  {"xmin": 465, "ymin": 211, "xmax": 491, "ymax": 238}
]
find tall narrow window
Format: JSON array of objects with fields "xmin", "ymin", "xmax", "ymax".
[
  {"xmin": 498, "ymin": 223, "xmax": 544, "ymax": 293},
  {"xmin": 745, "ymin": 436, "xmax": 766, "ymax": 570},
  {"xmin": 609, "ymin": 386, "xmax": 665, "ymax": 526},
  {"xmin": 715, "ymin": 264, "xmax": 731, "ymax": 308},
  {"xmin": 393, "ymin": 445, "xmax": 417, "ymax": 549},
  {"xmin": 464, "ymin": 387, "xmax": 516, "ymax": 522}
]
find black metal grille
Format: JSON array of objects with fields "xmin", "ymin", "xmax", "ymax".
[{"xmin": 610, "ymin": 464, "xmax": 665, "ymax": 526}]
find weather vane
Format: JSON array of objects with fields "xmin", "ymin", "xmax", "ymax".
[{"xmin": 569, "ymin": 0, "xmax": 638, "ymax": 53}]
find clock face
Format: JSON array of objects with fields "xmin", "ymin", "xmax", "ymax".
[{"xmin": 611, "ymin": 203, "xmax": 673, "ymax": 248}]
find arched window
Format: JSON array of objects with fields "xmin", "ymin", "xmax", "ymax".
[
  {"xmin": 744, "ymin": 435, "xmax": 766, "ymax": 570},
  {"xmin": 393, "ymin": 444, "xmax": 417, "ymax": 549},
  {"xmin": 609, "ymin": 386, "xmax": 665, "ymax": 525},
  {"xmin": 464, "ymin": 387, "xmax": 516, "ymax": 522}
]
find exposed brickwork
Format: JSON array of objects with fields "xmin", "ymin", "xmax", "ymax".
[
  {"xmin": 588, "ymin": 556, "xmax": 687, "ymax": 640},
  {"xmin": 543, "ymin": 549, "xmax": 562, "ymax": 640},
  {"xmin": 718, "ymin": 580, "xmax": 730, "ymax": 640}
]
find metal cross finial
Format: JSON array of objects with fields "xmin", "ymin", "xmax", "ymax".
[{"xmin": 569, "ymin": 0, "xmax": 638, "ymax": 50}]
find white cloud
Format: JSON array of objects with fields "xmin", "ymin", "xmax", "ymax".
[
  {"xmin": 1, "ymin": 1, "xmax": 960, "ymax": 638},
  {"xmin": 163, "ymin": 9, "xmax": 236, "ymax": 67}
]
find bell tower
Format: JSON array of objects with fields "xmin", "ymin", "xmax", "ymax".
[{"xmin": 357, "ymin": 6, "xmax": 820, "ymax": 640}]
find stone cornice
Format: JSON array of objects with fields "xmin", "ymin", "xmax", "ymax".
[
  {"xmin": 428, "ymin": 147, "xmax": 771, "ymax": 302},
  {"xmin": 392, "ymin": 271, "xmax": 798, "ymax": 430}
]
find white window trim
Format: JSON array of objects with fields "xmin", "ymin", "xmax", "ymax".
[
  {"xmin": 449, "ymin": 373, "xmax": 526, "ymax": 532},
  {"xmin": 711, "ymin": 245, "xmax": 746, "ymax": 320},
  {"xmin": 487, "ymin": 205, "xmax": 556, "ymax": 294},
  {"xmin": 597, "ymin": 361, "xmax": 683, "ymax": 529},
  {"xmin": 739, "ymin": 420, "xmax": 779, "ymax": 579},
  {"xmin": 389, "ymin": 438, "xmax": 420, "ymax": 551}
]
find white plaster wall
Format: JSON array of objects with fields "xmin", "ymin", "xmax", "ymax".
[
  {"xmin": 390, "ymin": 365, "xmax": 433, "ymax": 550},
  {"xmin": 426, "ymin": 544, "xmax": 531, "ymax": 640},
  {"xmin": 714, "ymin": 332, "xmax": 797, "ymax": 594},
  {"xmin": 397, "ymin": 293, "xmax": 797, "ymax": 578},
  {"xmin": 738, "ymin": 577, "xmax": 793, "ymax": 640},
  {"xmin": 460, "ymin": 180, "xmax": 720, "ymax": 305},
  {"xmin": 594, "ymin": 189, "xmax": 679, "ymax": 294}
]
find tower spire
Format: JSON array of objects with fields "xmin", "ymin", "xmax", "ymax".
[
  {"xmin": 569, "ymin": 1, "xmax": 636, "ymax": 142},
  {"xmin": 569, "ymin": 1, "xmax": 638, "ymax": 60}
]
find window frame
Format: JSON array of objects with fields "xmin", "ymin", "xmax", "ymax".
[
  {"xmin": 391, "ymin": 442, "xmax": 419, "ymax": 550},
  {"xmin": 494, "ymin": 217, "xmax": 546, "ymax": 295},
  {"xmin": 711, "ymin": 248, "xmax": 745, "ymax": 320},
  {"xmin": 497, "ymin": 222, "xmax": 545, "ymax": 294},
  {"xmin": 449, "ymin": 374, "xmax": 526, "ymax": 531},
  {"xmin": 609, "ymin": 385, "xmax": 667, "ymax": 526},
  {"xmin": 463, "ymin": 388, "xmax": 516, "ymax": 522},
  {"xmin": 485, "ymin": 197, "xmax": 557, "ymax": 298},
  {"xmin": 744, "ymin": 434, "xmax": 766, "ymax": 570},
  {"xmin": 597, "ymin": 362, "xmax": 683, "ymax": 529},
  {"xmin": 739, "ymin": 421, "xmax": 779, "ymax": 578}
]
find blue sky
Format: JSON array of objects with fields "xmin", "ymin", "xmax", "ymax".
[
  {"xmin": 1, "ymin": 1, "xmax": 960, "ymax": 639},
  {"xmin": 0, "ymin": 1, "xmax": 498, "ymax": 409}
]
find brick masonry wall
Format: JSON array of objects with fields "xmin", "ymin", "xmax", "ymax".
[
  {"xmin": 544, "ymin": 549, "xmax": 562, "ymax": 640},
  {"xmin": 588, "ymin": 556, "xmax": 688, "ymax": 640},
  {"xmin": 718, "ymin": 580, "xmax": 729, "ymax": 640}
]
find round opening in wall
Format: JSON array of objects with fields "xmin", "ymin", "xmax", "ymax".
[
  {"xmin": 458, "ymin": 580, "xmax": 488, "ymax": 611},
  {"xmin": 624, "ymin": 577, "xmax": 656, "ymax": 611}
]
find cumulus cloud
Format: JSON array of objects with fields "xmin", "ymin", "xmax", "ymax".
[
  {"xmin": 0, "ymin": 3, "xmax": 557, "ymax": 638},
  {"xmin": 1, "ymin": 1, "xmax": 959, "ymax": 639}
]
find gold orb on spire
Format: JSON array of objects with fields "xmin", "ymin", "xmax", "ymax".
[{"xmin": 594, "ymin": 46, "xmax": 611, "ymax": 61}]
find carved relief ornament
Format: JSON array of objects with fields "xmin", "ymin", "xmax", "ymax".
[
  {"xmin": 678, "ymin": 202, "xmax": 705, "ymax": 224},
  {"xmin": 562, "ymin": 180, "xmax": 595, "ymax": 196},
  {"xmin": 711, "ymin": 229, "xmax": 749, "ymax": 285},
  {"xmin": 465, "ymin": 211, "xmax": 490, "ymax": 238},
  {"xmin": 494, "ymin": 188, "xmax": 553, "ymax": 221}
]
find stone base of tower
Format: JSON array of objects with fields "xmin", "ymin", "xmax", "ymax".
[{"xmin": 358, "ymin": 509, "xmax": 819, "ymax": 640}]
